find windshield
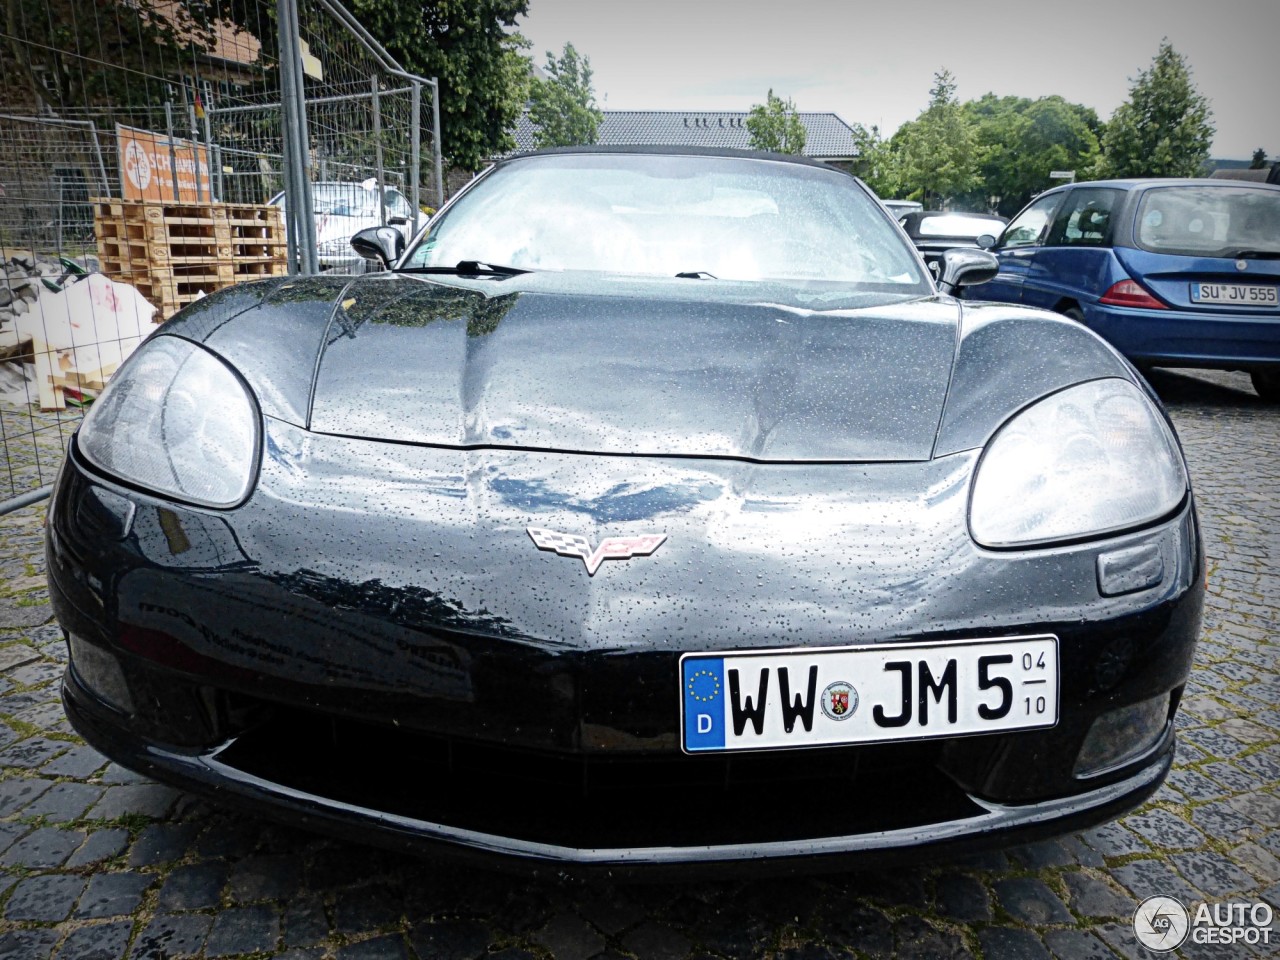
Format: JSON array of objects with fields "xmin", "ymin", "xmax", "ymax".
[
  {"xmin": 1135, "ymin": 185, "xmax": 1280, "ymax": 258},
  {"xmin": 915, "ymin": 214, "xmax": 1004, "ymax": 238},
  {"xmin": 405, "ymin": 153, "xmax": 929, "ymax": 291}
]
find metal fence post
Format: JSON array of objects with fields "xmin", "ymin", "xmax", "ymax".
[
  {"xmin": 431, "ymin": 79, "xmax": 444, "ymax": 209},
  {"xmin": 278, "ymin": 0, "xmax": 318, "ymax": 273},
  {"xmin": 372, "ymin": 77, "xmax": 385, "ymax": 227},
  {"xmin": 409, "ymin": 81, "xmax": 421, "ymax": 233}
]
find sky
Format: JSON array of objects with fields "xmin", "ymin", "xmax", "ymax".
[{"xmin": 515, "ymin": 0, "xmax": 1279, "ymax": 161}]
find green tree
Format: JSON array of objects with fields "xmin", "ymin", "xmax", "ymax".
[
  {"xmin": 527, "ymin": 42, "xmax": 603, "ymax": 148},
  {"xmin": 1099, "ymin": 40, "xmax": 1214, "ymax": 179},
  {"xmin": 1251, "ymin": 148, "xmax": 1268, "ymax": 169},
  {"xmin": 957, "ymin": 94, "xmax": 1101, "ymax": 215},
  {"xmin": 746, "ymin": 89, "xmax": 806, "ymax": 154},
  {"xmin": 348, "ymin": 0, "xmax": 532, "ymax": 172},
  {"xmin": 847, "ymin": 122, "xmax": 900, "ymax": 198},
  {"xmin": 891, "ymin": 69, "xmax": 981, "ymax": 208}
]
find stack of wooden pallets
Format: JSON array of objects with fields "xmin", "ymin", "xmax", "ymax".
[{"xmin": 93, "ymin": 199, "xmax": 287, "ymax": 320}]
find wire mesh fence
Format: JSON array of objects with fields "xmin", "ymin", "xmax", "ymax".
[{"xmin": 0, "ymin": 0, "xmax": 442, "ymax": 511}]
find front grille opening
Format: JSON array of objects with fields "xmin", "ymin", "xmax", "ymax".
[{"xmin": 214, "ymin": 703, "xmax": 986, "ymax": 849}]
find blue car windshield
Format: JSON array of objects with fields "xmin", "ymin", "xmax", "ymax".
[
  {"xmin": 1135, "ymin": 186, "xmax": 1280, "ymax": 258},
  {"xmin": 405, "ymin": 153, "xmax": 929, "ymax": 292}
]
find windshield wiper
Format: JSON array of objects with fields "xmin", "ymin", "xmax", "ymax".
[
  {"xmin": 1226, "ymin": 249, "xmax": 1280, "ymax": 260},
  {"xmin": 675, "ymin": 270, "xmax": 718, "ymax": 279},
  {"xmin": 399, "ymin": 260, "xmax": 530, "ymax": 277}
]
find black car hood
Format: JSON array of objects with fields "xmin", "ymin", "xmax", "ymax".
[{"xmin": 303, "ymin": 275, "xmax": 960, "ymax": 462}]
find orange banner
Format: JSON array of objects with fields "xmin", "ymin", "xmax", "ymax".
[{"xmin": 116, "ymin": 124, "xmax": 212, "ymax": 202}]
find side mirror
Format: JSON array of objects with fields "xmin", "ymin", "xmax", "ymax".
[
  {"xmin": 937, "ymin": 248, "xmax": 999, "ymax": 294},
  {"xmin": 976, "ymin": 233, "xmax": 997, "ymax": 250},
  {"xmin": 351, "ymin": 226, "xmax": 406, "ymax": 268}
]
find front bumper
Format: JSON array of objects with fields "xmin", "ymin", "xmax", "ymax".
[
  {"xmin": 1082, "ymin": 302, "xmax": 1280, "ymax": 370},
  {"xmin": 47, "ymin": 423, "xmax": 1204, "ymax": 871}
]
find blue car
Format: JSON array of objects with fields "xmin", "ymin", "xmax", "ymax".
[{"xmin": 967, "ymin": 179, "xmax": 1280, "ymax": 400}]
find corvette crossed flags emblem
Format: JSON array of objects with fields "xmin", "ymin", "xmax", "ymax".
[{"xmin": 527, "ymin": 527, "xmax": 667, "ymax": 576}]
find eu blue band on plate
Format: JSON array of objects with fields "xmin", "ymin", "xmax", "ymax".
[{"xmin": 682, "ymin": 657, "xmax": 725, "ymax": 751}]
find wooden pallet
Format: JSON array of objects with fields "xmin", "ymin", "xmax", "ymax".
[{"xmin": 93, "ymin": 198, "xmax": 287, "ymax": 320}]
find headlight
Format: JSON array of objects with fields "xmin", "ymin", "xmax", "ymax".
[
  {"xmin": 78, "ymin": 336, "xmax": 259, "ymax": 507},
  {"xmin": 970, "ymin": 379, "xmax": 1186, "ymax": 548}
]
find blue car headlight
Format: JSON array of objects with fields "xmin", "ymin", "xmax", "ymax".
[
  {"xmin": 78, "ymin": 336, "xmax": 260, "ymax": 508},
  {"xmin": 969, "ymin": 379, "xmax": 1187, "ymax": 548}
]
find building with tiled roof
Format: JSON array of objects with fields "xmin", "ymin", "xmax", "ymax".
[{"xmin": 511, "ymin": 110, "xmax": 862, "ymax": 163}]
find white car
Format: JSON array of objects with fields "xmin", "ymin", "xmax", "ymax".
[{"xmin": 269, "ymin": 181, "xmax": 418, "ymax": 272}]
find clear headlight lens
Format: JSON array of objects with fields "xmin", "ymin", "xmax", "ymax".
[
  {"xmin": 970, "ymin": 379, "xmax": 1187, "ymax": 547},
  {"xmin": 78, "ymin": 336, "xmax": 259, "ymax": 508}
]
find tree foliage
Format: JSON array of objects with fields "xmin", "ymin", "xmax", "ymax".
[
  {"xmin": 347, "ymin": 0, "xmax": 531, "ymax": 172},
  {"xmin": 1099, "ymin": 40, "xmax": 1214, "ymax": 179},
  {"xmin": 1251, "ymin": 149, "xmax": 1268, "ymax": 169},
  {"xmin": 528, "ymin": 42, "xmax": 603, "ymax": 148},
  {"xmin": 746, "ymin": 89, "xmax": 806, "ymax": 154},
  {"xmin": 889, "ymin": 69, "xmax": 981, "ymax": 208},
  {"xmin": 956, "ymin": 94, "xmax": 1101, "ymax": 215},
  {"xmin": 2, "ymin": 0, "xmax": 218, "ymax": 111}
]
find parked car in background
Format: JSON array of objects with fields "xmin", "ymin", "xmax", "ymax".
[
  {"xmin": 881, "ymin": 198, "xmax": 923, "ymax": 220},
  {"xmin": 899, "ymin": 210, "xmax": 1008, "ymax": 276},
  {"xmin": 269, "ymin": 181, "xmax": 418, "ymax": 272},
  {"xmin": 967, "ymin": 179, "xmax": 1280, "ymax": 400}
]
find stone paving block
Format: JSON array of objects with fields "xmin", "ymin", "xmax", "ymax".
[
  {"xmin": 1043, "ymin": 929, "xmax": 1122, "ymax": 960},
  {"xmin": 0, "ymin": 824, "xmax": 85, "ymax": 867},
  {"xmin": 1109, "ymin": 859, "xmax": 1202, "ymax": 904},
  {"xmin": 408, "ymin": 920, "xmax": 492, "ymax": 960},
  {"xmin": 1094, "ymin": 921, "xmax": 1170, "ymax": 960},
  {"xmin": 156, "ymin": 861, "xmax": 228, "ymax": 911},
  {"xmin": 0, "ymin": 643, "xmax": 40, "ymax": 671},
  {"xmin": 1191, "ymin": 798, "xmax": 1259, "ymax": 841},
  {"xmin": 57, "ymin": 920, "xmax": 134, "ymax": 960},
  {"xmin": 978, "ymin": 927, "xmax": 1052, "ymax": 960},
  {"xmin": 40, "ymin": 743, "xmax": 108, "ymax": 778},
  {"xmin": 1171, "ymin": 850, "xmax": 1259, "ymax": 897},
  {"xmin": 76, "ymin": 871, "xmax": 155, "ymax": 918},
  {"xmin": 0, "ymin": 735, "xmax": 68, "ymax": 768},
  {"xmin": 892, "ymin": 916, "xmax": 974, "ymax": 960},
  {"xmin": 66, "ymin": 828, "xmax": 131, "ymax": 867},
  {"xmin": 621, "ymin": 922, "xmax": 693, "ymax": 960},
  {"xmin": 283, "ymin": 894, "xmax": 331, "ymax": 948},
  {"xmin": 1010, "ymin": 839, "xmax": 1078, "ymax": 869},
  {"xmin": 0, "ymin": 929, "xmax": 59, "ymax": 960},
  {"xmin": 4, "ymin": 872, "xmax": 87, "ymax": 921},
  {"xmin": 126, "ymin": 821, "xmax": 199, "ymax": 866},
  {"xmin": 1062, "ymin": 872, "xmax": 1134, "ymax": 920},
  {"xmin": 532, "ymin": 912, "xmax": 606, "ymax": 960},
  {"xmin": 1202, "ymin": 761, "xmax": 1262, "ymax": 794},
  {"xmin": 333, "ymin": 883, "xmax": 404, "ymax": 936},
  {"xmin": 993, "ymin": 877, "xmax": 1074, "ymax": 926},
  {"xmin": 0, "ymin": 601, "xmax": 52, "ymax": 629},
  {"xmin": 100, "ymin": 763, "xmax": 150, "ymax": 785},
  {"xmin": 6, "ymin": 659, "xmax": 62, "ymax": 687},
  {"xmin": 88, "ymin": 783, "xmax": 180, "ymax": 820},
  {"xmin": 934, "ymin": 872, "xmax": 993, "ymax": 922},
  {"xmin": 1229, "ymin": 790, "xmax": 1280, "ymax": 829},
  {"xmin": 334, "ymin": 935, "xmax": 411, "ymax": 960},
  {"xmin": 23, "ymin": 780, "xmax": 103, "ymax": 821},
  {"xmin": 0, "ymin": 821, "xmax": 27, "ymax": 856},
  {"xmin": 227, "ymin": 852, "xmax": 304, "ymax": 902},
  {"xmin": 1123, "ymin": 808, "xmax": 1208, "ymax": 851},
  {"xmin": 204, "ymin": 904, "xmax": 281, "ymax": 957},
  {"xmin": 130, "ymin": 913, "xmax": 212, "ymax": 959},
  {"xmin": 1078, "ymin": 822, "xmax": 1151, "ymax": 858}
]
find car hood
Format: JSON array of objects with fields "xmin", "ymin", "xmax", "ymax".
[{"xmin": 306, "ymin": 274, "xmax": 961, "ymax": 463}]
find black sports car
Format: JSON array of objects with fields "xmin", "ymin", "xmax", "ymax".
[
  {"xmin": 898, "ymin": 210, "xmax": 1009, "ymax": 276},
  {"xmin": 48, "ymin": 147, "xmax": 1203, "ymax": 874}
]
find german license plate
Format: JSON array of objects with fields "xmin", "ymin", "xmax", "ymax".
[
  {"xmin": 680, "ymin": 636, "xmax": 1058, "ymax": 753},
  {"xmin": 1190, "ymin": 282, "xmax": 1279, "ymax": 307}
]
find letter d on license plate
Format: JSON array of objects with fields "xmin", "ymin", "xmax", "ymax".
[{"xmin": 680, "ymin": 636, "xmax": 1058, "ymax": 753}]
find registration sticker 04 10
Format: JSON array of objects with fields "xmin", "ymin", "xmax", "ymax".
[{"xmin": 680, "ymin": 636, "xmax": 1059, "ymax": 754}]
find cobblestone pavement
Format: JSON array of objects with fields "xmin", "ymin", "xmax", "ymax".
[{"xmin": 0, "ymin": 368, "xmax": 1276, "ymax": 960}]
